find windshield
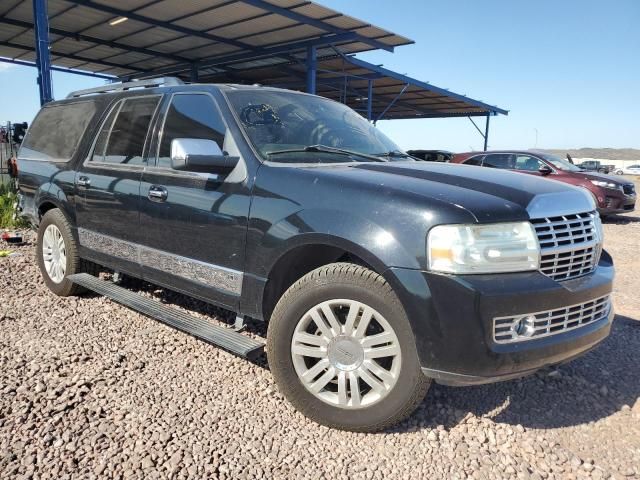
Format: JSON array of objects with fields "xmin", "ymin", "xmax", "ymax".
[
  {"xmin": 226, "ymin": 90, "xmax": 406, "ymax": 163},
  {"xmin": 538, "ymin": 152, "xmax": 583, "ymax": 172}
]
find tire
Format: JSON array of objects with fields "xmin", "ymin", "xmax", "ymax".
[
  {"xmin": 267, "ymin": 262, "xmax": 430, "ymax": 432},
  {"xmin": 36, "ymin": 208, "xmax": 99, "ymax": 296}
]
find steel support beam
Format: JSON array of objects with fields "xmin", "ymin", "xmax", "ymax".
[
  {"xmin": 238, "ymin": 0, "xmax": 395, "ymax": 52},
  {"xmin": 0, "ymin": 57, "xmax": 115, "ymax": 80},
  {"xmin": 190, "ymin": 63, "xmax": 199, "ymax": 83},
  {"xmin": 32, "ymin": 0, "xmax": 53, "ymax": 105},
  {"xmin": 484, "ymin": 113, "xmax": 491, "ymax": 151},
  {"xmin": 375, "ymin": 83, "xmax": 409, "ymax": 123},
  {"xmin": 306, "ymin": 45, "xmax": 316, "ymax": 94},
  {"xmin": 366, "ymin": 79, "xmax": 373, "ymax": 121}
]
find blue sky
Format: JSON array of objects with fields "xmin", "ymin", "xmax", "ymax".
[{"xmin": 0, "ymin": 0, "xmax": 638, "ymax": 152}]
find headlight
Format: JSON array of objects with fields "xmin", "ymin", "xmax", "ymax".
[
  {"xmin": 428, "ymin": 222, "xmax": 540, "ymax": 274},
  {"xmin": 590, "ymin": 180, "xmax": 618, "ymax": 189}
]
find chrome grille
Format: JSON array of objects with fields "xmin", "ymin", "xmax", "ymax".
[
  {"xmin": 493, "ymin": 295, "xmax": 611, "ymax": 344},
  {"xmin": 530, "ymin": 211, "xmax": 601, "ymax": 281}
]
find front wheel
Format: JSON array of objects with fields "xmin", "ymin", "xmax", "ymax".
[{"xmin": 267, "ymin": 263, "xmax": 430, "ymax": 432}]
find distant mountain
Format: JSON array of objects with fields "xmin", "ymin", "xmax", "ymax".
[{"xmin": 535, "ymin": 148, "xmax": 640, "ymax": 161}]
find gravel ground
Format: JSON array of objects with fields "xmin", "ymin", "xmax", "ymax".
[{"xmin": 1, "ymin": 211, "xmax": 639, "ymax": 480}]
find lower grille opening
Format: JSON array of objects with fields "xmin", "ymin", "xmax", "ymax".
[{"xmin": 493, "ymin": 295, "xmax": 611, "ymax": 344}]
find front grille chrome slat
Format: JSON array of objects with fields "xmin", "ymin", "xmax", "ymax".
[
  {"xmin": 531, "ymin": 211, "xmax": 601, "ymax": 281},
  {"xmin": 493, "ymin": 295, "xmax": 611, "ymax": 343}
]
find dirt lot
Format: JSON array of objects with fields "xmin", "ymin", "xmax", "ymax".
[{"xmin": 1, "ymin": 207, "xmax": 639, "ymax": 479}]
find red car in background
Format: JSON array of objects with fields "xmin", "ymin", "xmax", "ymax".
[{"xmin": 451, "ymin": 150, "xmax": 636, "ymax": 216}]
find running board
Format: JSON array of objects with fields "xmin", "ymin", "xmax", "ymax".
[{"xmin": 68, "ymin": 273, "xmax": 264, "ymax": 360}]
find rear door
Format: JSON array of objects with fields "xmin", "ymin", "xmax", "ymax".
[
  {"xmin": 139, "ymin": 92, "xmax": 251, "ymax": 310},
  {"xmin": 75, "ymin": 95, "xmax": 162, "ymax": 276}
]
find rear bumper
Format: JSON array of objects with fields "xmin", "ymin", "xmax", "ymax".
[{"xmin": 387, "ymin": 251, "xmax": 615, "ymax": 386}]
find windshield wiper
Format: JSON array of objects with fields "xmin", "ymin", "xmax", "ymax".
[
  {"xmin": 266, "ymin": 144, "xmax": 385, "ymax": 162},
  {"xmin": 373, "ymin": 150, "xmax": 411, "ymax": 158}
]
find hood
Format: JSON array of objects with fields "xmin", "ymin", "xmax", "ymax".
[
  {"xmin": 303, "ymin": 161, "xmax": 595, "ymax": 222},
  {"xmin": 576, "ymin": 170, "xmax": 629, "ymax": 185}
]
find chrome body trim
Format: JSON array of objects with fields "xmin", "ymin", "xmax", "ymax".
[
  {"xmin": 77, "ymin": 228, "xmax": 243, "ymax": 296},
  {"xmin": 493, "ymin": 295, "xmax": 611, "ymax": 344}
]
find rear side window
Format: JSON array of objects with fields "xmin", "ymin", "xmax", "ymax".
[
  {"xmin": 91, "ymin": 96, "xmax": 160, "ymax": 166},
  {"xmin": 483, "ymin": 153, "xmax": 515, "ymax": 169},
  {"xmin": 20, "ymin": 101, "xmax": 97, "ymax": 162},
  {"xmin": 156, "ymin": 94, "xmax": 226, "ymax": 169}
]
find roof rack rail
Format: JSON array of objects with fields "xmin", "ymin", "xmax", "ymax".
[{"xmin": 67, "ymin": 77, "xmax": 184, "ymax": 98}]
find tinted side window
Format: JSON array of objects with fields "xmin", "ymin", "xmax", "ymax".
[
  {"xmin": 92, "ymin": 96, "xmax": 160, "ymax": 165},
  {"xmin": 515, "ymin": 155, "xmax": 544, "ymax": 171},
  {"xmin": 483, "ymin": 154, "xmax": 515, "ymax": 169},
  {"xmin": 157, "ymin": 94, "xmax": 226, "ymax": 169},
  {"xmin": 464, "ymin": 155, "xmax": 484, "ymax": 166},
  {"xmin": 91, "ymin": 102, "xmax": 120, "ymax": 163},
  {"xmin": 20, "ymin": 101, "xmax": 97, "ymax": 162}
]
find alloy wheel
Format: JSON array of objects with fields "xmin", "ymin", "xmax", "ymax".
[{"xmin": 291, "ymin": 299, "xmax": 401, "ymax": 409}]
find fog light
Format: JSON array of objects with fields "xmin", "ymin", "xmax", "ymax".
[{"xmin": 510, "ymin": 315, "xmax": 536, "ymax": 338}]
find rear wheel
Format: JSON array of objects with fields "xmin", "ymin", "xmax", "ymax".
[
  {"xmin": 36, "ymin": 208, "xmax": 98, "ymax": 296},
  {"xmin": 267, "ymin": 263, "xmax": 430, "ymax": 432}
]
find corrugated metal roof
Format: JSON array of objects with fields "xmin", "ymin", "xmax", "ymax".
[
  {"xmin": 0, "ymin": 0, "xmax": 412, "ymax": 77},
  {"xmin": 199, "ymin": 55, "xmax": 508, "ymax": 118}
]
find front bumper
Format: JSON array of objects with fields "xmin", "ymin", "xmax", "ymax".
[
  {"xmin": 598, "ymin": 190, "xmax": 635, "ymax": 214},
  {"xmin": 387, "ymin": 251, "xmax": 615, "ymax": 386}
]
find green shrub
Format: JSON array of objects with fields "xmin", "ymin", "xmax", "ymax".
[{"xmin": 0, "ymin": 182, "xmax": 27, "ymax": 229}]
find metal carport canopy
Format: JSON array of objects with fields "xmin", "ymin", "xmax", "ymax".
[
  {"xmin": 0, "ymin": 0, "xmax": 412, "ymax": 78},
  {"xmin": 0, "ymin": 0, "xmax": 507, "ymax": 149}
]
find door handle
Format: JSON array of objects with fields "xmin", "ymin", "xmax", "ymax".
[
  {"xmin": 148, "ymin": 186, "xmax": 168, "ymax": 202},
  {"xmin": 77, "ymin": 176, "xmax": 91, "ymax": 188}
]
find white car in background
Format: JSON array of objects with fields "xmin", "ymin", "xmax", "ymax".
[{"xmin": 617, "ymin": 164, "xmax": 640, "ymax": 175}]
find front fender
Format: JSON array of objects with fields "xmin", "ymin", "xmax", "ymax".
[{"xmin": 253, "ymin": 207, "xmax": 422, "ymax": 278}]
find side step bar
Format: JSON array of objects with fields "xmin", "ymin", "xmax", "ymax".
[{"xmin": 68, "ymin": 273, "xmax": 264, "ymax": 360}]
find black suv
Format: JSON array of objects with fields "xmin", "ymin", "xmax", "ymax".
[{"xmin": 17, "ymin": 79, "xmax": 614, "ymax": 432}]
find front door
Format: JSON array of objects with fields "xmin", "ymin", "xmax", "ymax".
[
  {"xmin": 139, "ymin": 92, "xmax": 251, "ymax": 310},
  {"xmin": 75, "ymin": 95, "xmax": 162, "ymax": 276},
  {"xmin": 513, "ymin": 154, "xmax": 547, "ymax": 177}
]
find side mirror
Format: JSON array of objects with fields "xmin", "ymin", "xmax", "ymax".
[
  {"xmin": 170, "ymin": 138, "xmax": 239, "ymax": 174},
  {"xmin": 539, "ymin": 165, "xmax": 553, "ymax": 176}
]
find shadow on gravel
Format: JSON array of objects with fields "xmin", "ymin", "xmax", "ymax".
[
  {"xmin": 400, "ymin": 315, "xmax": 640, "ymax": 433},
  {"xmin": 602, "ymin": 214, "xmax": 640, "ymax": 224}
]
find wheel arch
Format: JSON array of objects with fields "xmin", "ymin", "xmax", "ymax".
[
  {"xmin": 35, "ymin": 183, "xmax": 75, "ymax": 225},
  {"xmin": 259, "ymin": 235, "xmax": 390, "ymax": 323}
]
